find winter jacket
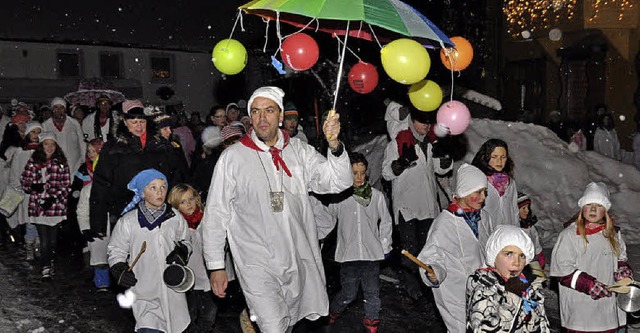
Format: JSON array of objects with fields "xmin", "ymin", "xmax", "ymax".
[
  {"xmin": 466, "ymin": 268, "xmax": 550, "ymax": 332},
  {"xmin": 90, "ymin": 132, "xmax": 189, "ymax": 234},
  {"xmin": 382, "ymin": 127, "xmax": 452, "ymax": 223},
  {"xmin": 42, "ymin": 117, "xmax": 86, "ymax": 175},
  {"xmin": 550, "ymin": 223, "xmax": 627, "ymax": 331},
  {"xmin": 20, "ymin": 157, "xmax": 71, "ymax": 218},
  {"xmin": 108, "ymin": 205, "xmax": 191, "ymax": 333},
  {"xmin": 201, "ymin": 129, "xmax": 352, "ymax": 333},
  {"xmin": 418, "ymin": 209, "xmax": 495, "ymax": 332}
]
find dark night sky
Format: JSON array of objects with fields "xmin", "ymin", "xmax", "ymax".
[{"xmin": 0, "ymin": 0, "xmax": 442, "ymax": 52}]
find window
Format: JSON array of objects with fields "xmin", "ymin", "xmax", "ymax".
[
  {"xmin": 57, "ymin": 51, "xmax": 82, "ymax": 78},
  {"xmin": 150, "ymin": 55, "xmax": 174, "ymax": 81},
  {"xmin": 100, "ymin": 52, "xmax": 122, "ymax": 78}
]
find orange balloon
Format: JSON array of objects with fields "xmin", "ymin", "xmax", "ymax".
[{"xmin": 439, "ymin": 36, "xmax": 474, "ymax": 71}]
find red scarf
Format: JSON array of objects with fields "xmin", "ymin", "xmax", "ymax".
[
  {"xmin": 577, "ymin": 222, "xmax": 606, "ymax": 235},
  {"xmin": 240, "ymin": 129, "xmax": 292, "ymax": 177},
  {"xmin": 182, "ymin": 208, "xmax": 203, "ymax": 229},
  {"xmin": 139, "ymin": 131, "xmax": 147, "ymax": 149},
  {"xmin": 447, "ymin": 198, "xmax": 477, "ymax": 214},
  {"xmin": 488, "ymin": 173, "xmax": 510, "ymax": 197}
]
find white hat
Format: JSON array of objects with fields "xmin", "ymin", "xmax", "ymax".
[
  {"xmin": 201, "ymin": 126, "xmax": 222, "ymax": 149},
  {"xmin": 247, "ymin": 86, "xmax": 285, "ymax": 114},
  {"xmin": 50, "ymin": 97, "xmax": 67, "ymax": 108},
  {"xmin": 578, "ymin": 182, "xmax": 611, "ymax": 211},
  {"xmin": 485, "ymin": 225, "xmax": 535, "ymax": 266},
  {"xmin": 455, "ymin": 163, "xmax": 487, "ymax": 198},
  {"xmin": 25, "ymin": 122, "xmax": 42, "ymax": 135},
  {"xmin": 226, "ymin": 102, "xmax": 240, "ymax": 114},
  {"xmin": 38, "ymin": 131, "xmax": 57, "ymax": 143}
]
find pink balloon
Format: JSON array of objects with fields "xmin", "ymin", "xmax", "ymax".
[{"xmin": 436, "ymin": 100, "xmax": 471, "ymax": 135}]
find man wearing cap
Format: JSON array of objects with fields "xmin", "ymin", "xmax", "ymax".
[
  {"xmin": 42, "ymin": 97, "xmax": 86, "ymax": 175},
  {"xmin": 202, "ymin": 86, "xmax": 352, "ymax": 333},
  {"xmin": 382, "ymin": 106, "xmax": 453, "ymax": 300},
  {"xmin": 82, "ymin": 95, "xmax": 114, "ymax": 142},
  {"xmin": 281, "ymin": 102, "xmax": 308, "ymax": 143}
]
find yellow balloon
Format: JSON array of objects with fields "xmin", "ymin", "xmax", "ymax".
[
  {"xmin": 408, "ymin": 80, "xmax": 442, "ymax": 112},
  {"xmin": 211, "ymin": 39, "xmax": 248, "ymax": 75},
  {"xmin": 380, "ymin": 39, "xmax": 431, "ymax": 85}
]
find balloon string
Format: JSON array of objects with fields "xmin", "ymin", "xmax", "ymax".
[
  {"xmin": 282, "ymin": 18, "xmax": 318, "ymax": 39},
  {"xmin": 368, "ymin": 24, "xmax": 383, "ymax": 49},
  {"xmin": 440, "ymin": 41, "xmax": 456, "ymax": 102},
  {"xmin": 263, "ymin": 19, "xmax": 270, "ymax": 53},
  {"xmin": 227, "ymin": 9, "xmax": 243, "ymax": 48},
  {"xmin": 273, "ymin": 11, "xmax": 283, "ymax": 58},
  {"xmin": 332, "ymin": 20, "xmax": 351, "ymax": 111},
  {"xmin": 332, "ymin": 33, "xmax": 362, "ymax": 62},
  {"xmin": 356, "ymin": 21, "xmax": 363, "ymax": 39}
]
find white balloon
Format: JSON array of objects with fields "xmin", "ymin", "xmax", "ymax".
[
  {"xmin": 117, "ymin": 289, "xmax": 137, "ymax": 309},
  {"xmin": 521, "ymin": 30, "xmax": 531, "ymax": 39}
]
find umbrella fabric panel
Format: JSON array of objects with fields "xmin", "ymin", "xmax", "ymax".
[{"xmin": 393, "ymin": 0, "xmax": 453, "ymax": 46}]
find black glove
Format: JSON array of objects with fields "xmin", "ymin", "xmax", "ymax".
[
  {"xmin": 40, "ymin": 197, "xmax": 55, "ymax": 211},
  {"xmin": 110, "ymin": 262, "xmax": 137, "ymax": 288},
  {"xmin": 81, "ymin": 230, "xmax": 103, "ymax": 242},
  {"xmin": 31, "ymin": 183, "xmax": 45, "ymax": 194},
  {"xmin": 166, "ymin": 241, "xmax": 189, "ymax": 265},
  {"xmin": 401, "ymin": 143, "xmax": 418, "ymax": 163}
]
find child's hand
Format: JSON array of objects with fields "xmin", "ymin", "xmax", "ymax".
[
  {"xmin": 166, "ymin": 242, "xmax": 189, "ymax": 265},
  {"xmin": 110, "ymin": 262, "xmax": 137, "ymax": 288}
]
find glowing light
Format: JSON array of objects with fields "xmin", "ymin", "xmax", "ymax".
[
  {"xmin": 503, "ymin": 0, "xmax": 577, "ymax": 37},
  {"xmin": 588, "ymin": 0, "xmax": 633, "ymax": 22}
]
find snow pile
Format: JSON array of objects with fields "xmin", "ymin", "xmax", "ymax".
[{"xmin": 463, "ymin": 119, "xmax": 640, "ymax": 247}]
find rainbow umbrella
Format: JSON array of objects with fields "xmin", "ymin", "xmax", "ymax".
[{"xmin": 239, "ymin": 0, "xmax": 452, "ymax": 110}]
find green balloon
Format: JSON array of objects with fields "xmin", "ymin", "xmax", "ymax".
[{"xmin": 211, "ymin": 39, "xmax": 248, "ymax": 75}]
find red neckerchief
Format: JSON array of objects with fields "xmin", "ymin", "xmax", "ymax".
[
  {"xmin": 53, "ymin": 119, "xmax": 65, "ymax": 132},
  {"xmin": 99, "ymin": 113, "xmax": 108, "ymax": 127},
  {"xmin": 139, "ymin": 131, "xmax": 147, "ymax": 149},
  {"xmin": 26, "ymin": 143, "xmax": 38, "ymax": 150},
  {"xmin": 447, "ymin": 198, "xmax": 477, "ymax": 214},
  {"xmin": 578, "ymin": 222, "xmax": 606, "ymax": 235},
  {"xmin": 182, "ymin": 208, "xmax": 203, "ymax": 229},
  {"xmin": 84, "ymin": 158, "xmax": 95, "ymax": 185},
  {"xmin": 240, "ymin": 129, "xmax": 292, "ymax": 177}
]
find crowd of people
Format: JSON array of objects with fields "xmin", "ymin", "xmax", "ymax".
[{"xmin": 0, "ymin": 87, "xmax": 634, "ymax": 333}]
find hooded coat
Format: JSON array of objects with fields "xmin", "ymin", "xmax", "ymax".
[
  {"xmin": 42, "ymin": 117, "xmax": 86, "ymax": 175},
  {"xmin": 417, "ymin": 209, "xmax": 495, "ymax": 332},
  {"xmin": 201, "ymin": 130, "xmax": 352, "ymax": 333},
  {"xmin": 484, "ymin": 180, "xmax": 520, "ymax": 227}
]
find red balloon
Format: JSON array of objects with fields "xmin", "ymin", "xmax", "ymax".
[
  {"xmin": 280, "ymin": 33, "xmax": 319, "ymax": 71},
  {"xmin": 348, "ymin": 62, "xmax": 379, "ymax": 94}
]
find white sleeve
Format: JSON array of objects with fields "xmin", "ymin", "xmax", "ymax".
[
  {"xmin": 385, "ymin": 101, "xmax": 409, "ymax": 139},
  {"xmin": 107, "ymin": 217, "xmax": 131, "ymax": 267},
  {"xmin": 299, "ymin": 142, "xmax": 352, "ymax": 195},
  {"xmin": 376, "ymin": 192, "xmax": 393, "ymax": 254},
  {"xmin": 381, "ymin": 140, "xmax": 400, "ymax": 181},
  {"xmin": 311, "ymin": 196, "xmax": 337, "ymax": 240},
  {"xmin": 76, "ymin": 185, "xmax": 91, "ymax": 231},
  {"xmin": 201, "ymin": 151, "xmax": 235, "ymax": 270}
]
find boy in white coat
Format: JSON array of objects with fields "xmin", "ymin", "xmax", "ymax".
[
  {"xmin": 315, "ymin": 152, "xmax": 392, "ymax": 333},
  {"xmin": 108, "ymin": 169, "xmax": 192, "ymax": 333}
]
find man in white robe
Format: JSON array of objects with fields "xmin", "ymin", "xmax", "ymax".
[
  {"xmin": 42, "ymin": 97, "xmax": 86, "ymax": 175},
  {"xmin": 201, "ymin": 86, "xmax": 352, "ymax": 333}
]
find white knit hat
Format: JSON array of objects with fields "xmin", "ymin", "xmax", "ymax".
[
  {"xmin": 201, "ymin": 126, "xmax": 222, "ymax": 149},
  {"xmin": 455, "ymin": 163, "xmax": 487, "ymax": 198},
  {"xmin": 38, "ymin": 131, "xmax": 57, "ymax": 143},
  {"xmin": 50, "ymin": 97, "xmax": 67, "ymax": 108},
  {"xmin": 485, "ymin": 225, "xmax": 535, "ymax": 266},
  {"xmin": 578, "ymin": 182, "xmax": 611, "ymax": 211},
  {"xmin": 247, "ymin": 86, "xmax": 285, "ymax": 114},
  {"xmin": 25, "ymin": 122, "xmax": 42, "ymax": 135}
]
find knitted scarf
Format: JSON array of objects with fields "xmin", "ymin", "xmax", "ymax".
[
  {"xmin": 182, "ymin": 208, "xmax": 203, "ymax": 230},
  {"xmin": 447, "ymin": 199, "xmax": 482, "ymax": 238},
  {"xmin": 488, "ymin": 172, "xmax": 510, "ymax": 197},
  {"xmin": 352, "ymin": 182, "xmax": 372, "ymax": 207}
]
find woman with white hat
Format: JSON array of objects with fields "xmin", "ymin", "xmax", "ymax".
[
  {"xmin": 467, "ymin": 225, "xmax": 550, "ymax": 332},
  {"xmin": 417, "ymin": 163, "xmax": 496, "ymax": 332},
  {"xmin": 550, "ymin": 182, "xmax": 631, "ymax": 332}
]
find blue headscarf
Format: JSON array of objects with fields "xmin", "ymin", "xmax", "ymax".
[{"xmin": 121, "ymin": 169, "xmax": 168, "ymax": 215}]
